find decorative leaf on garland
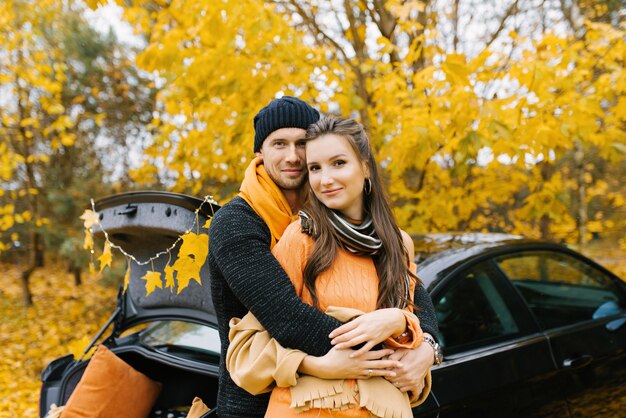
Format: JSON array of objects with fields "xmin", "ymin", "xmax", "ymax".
[
  {"xmin": 142, "ymin": 271, "xmax": 163, "ymax": 296},
  {"xmin": 172, "ymin": 232, "xmax": 208, "ymax": 294},
  {"xmin": 98, "ymin": 241, "xmax": 112, "ymax": 273},
  {"xmin": 80, "ymin": 209, "xmax": 97, "ymax": 251},
  {"xmin": 203, "ymin": 218, "xmax": 212, "ymax": 229},
  {"xmin": 80, "ymin": 209, "xmax": 97, "ymax": 229},
  {"xmin": 79, "ymin": 196, "xmax": 215, "ymax": 296},
  {"xmin": 172, "ymin": 257, "xmax": 197, "ymax": 294},
  {"xmin": 164, "ymin": 264, "xmax": 176, "ymax": 291},
  {"xmin": 83, "ymin": 230, "xmax": 93, "ymax": 251}
]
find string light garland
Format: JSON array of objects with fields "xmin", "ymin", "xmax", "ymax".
[{"xmin": 89, "ymin": 195, "xmax": 217, "ymax": 267}]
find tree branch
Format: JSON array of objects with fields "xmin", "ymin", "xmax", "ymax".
[
  {"xmin": 558, "ymin": 0, "xmax": 585, "ymax": 39},
  {"xmin": 274, "ymin": 0, "xmax": 353, "ymax": 66},
  {"xmin": 452, "ymin": 0, "xmax": 460, "ymax": 52},
  {"xmin": 485, "ymin": 0, "xmax": 519, "ymax": 49},
  {"xmin": 369, "ymin": 0, "xmax": 401, "ymax": 63}
]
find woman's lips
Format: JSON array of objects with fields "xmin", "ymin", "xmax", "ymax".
[{"xmin": 322, "ymin": 188, "xmax": 342, "ymax": 196}]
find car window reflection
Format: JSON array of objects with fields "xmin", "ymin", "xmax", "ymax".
[
  {"xmin": 496, "ymin": 251, "xmax": 622, "ymax": 330},
  {"xmin": 434, "ymin": 261, "xmax": 520, "ymax": 354},
  {"xmin": 139, "ymin": 321, "xmax": 221, "ymax": 357}
]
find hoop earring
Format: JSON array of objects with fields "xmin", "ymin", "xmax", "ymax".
[{"xmin": 364, "ymin": 178, "xmax": 372, "ymax": 195}]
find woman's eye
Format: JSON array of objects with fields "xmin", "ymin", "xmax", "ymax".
[
  {"xmin": 308, "ymin": 165, "xmax": 320, "ymax": 172},
  {"xmin": 334, "ymin": 160, "xmax": 346, "ymax": 166}
]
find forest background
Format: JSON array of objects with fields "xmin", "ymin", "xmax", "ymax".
[{"xmin": 0, "ymin": 0, "xmax": 624, "ymax": 416}]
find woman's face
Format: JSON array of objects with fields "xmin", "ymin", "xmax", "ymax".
[{"xmin": 306, "ymin": 134, "xmax": 368, "ymax": 220}]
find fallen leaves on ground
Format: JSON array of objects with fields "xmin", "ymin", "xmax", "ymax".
[{"xmin": 0, "ymin": 263, "xmax": 117, "ymax": 418}]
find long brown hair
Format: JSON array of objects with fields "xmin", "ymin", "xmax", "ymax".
[{"xmin": 302, "ymin": 116, "xmax": 419, "ymax": 309}]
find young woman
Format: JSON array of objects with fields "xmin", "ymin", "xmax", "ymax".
[{"xmin": 227, "ymin": 116, "xmax": 432, "ymax": 418}]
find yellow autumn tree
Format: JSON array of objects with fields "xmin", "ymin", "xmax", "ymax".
[
  {"xmin": 1, "ymin": 0, "xmax": 157, "ymax": 305},
  {"xmin": 0, "ymin": 0, "xmax": 78, "ymax": 304},
  {"xmin": 102, "ymin": 0, "xmax": 624, "ymax": 247},
  {"xmin": 94, "ymin": 0, "xmax": 325, "ymax": 199}
]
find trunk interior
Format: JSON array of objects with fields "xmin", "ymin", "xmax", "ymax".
[{"xmin": 59, "ymin": 347, "xmax": 218, "ymax": 414}]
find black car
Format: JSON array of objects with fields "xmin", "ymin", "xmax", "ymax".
[{"xmin": 39, "ymin": 192, "xmax": 626, "ymax": 417}]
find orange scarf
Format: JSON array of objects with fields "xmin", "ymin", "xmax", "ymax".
[{"xmin": 239, "ymin": 157, "xmax": 298, "ymax": 249}]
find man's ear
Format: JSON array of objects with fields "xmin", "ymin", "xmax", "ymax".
[{"xmin": 255, "ymin": 151, "xmax": 263, "ymax": 160}]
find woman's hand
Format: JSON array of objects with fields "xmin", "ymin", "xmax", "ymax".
[
  {"xmin": 299, "ymin": 347, "xmax": 400, "ymax": 380},
  {"xmin": 328, "ymin": 308, "xmax": 406, "ymax": 356}
]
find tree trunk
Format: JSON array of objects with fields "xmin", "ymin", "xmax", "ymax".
[
  {"xmin": 538, "ymin": 161, "xmax": 554, "ymax": 240},
  {"xmin": 20, "ymin": 231, "xmax": 45, "ymax": 307},
  {"xmin": 73, "ymin": 266, "xmax": 82, "ymax": 286},
  {"xmin": 574, "ymin": 140, "xmax": 587, "ymax": 250},
  {"xmin": 539, "ymin": 214, "xmax": 551, "ymax": 241},
  {"xmin": 34, "ymin": 231, "xmax": 44, "ymax": 267},
  {"xmin": 21, "ymin": 266, "xmax": 34, "ymax": 307}
]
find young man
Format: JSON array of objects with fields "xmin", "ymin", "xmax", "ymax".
[{"xmin": 208, "ymin": 96, "xmax": 440, "ymax": 418}]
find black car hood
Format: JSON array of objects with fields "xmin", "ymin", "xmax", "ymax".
[{"xmin": 92, "ymin": 191, "xmax": 221, "ymax": 332}]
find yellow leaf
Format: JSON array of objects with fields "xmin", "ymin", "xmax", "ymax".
[
  {"xmin": 164, "ymin": 264, "xmax": 176, "ymax": 291},
  {"xmin": 47, "ymin": 103, "xmax": 65, "ymax": 115},
  {"xmin": 142, "ymin": 271, "xmax": 163, "ymax": 296},
  {"xmin": 94, "ymin": 113, "xmax": 106, "ymax": 126},
  {"xmin": 98, "ymin": 241, "xmax": 112, "ymax": 273},
  {"xmin": 171, "ymin": 232, "xmax": 209, "ymax": 293},
  {"xmin": 19, "ymin": 117, "xmax": 38, "ymax": 127},
  {"xmin": 80, "ymin": 210, "xmax": 97, "ymax": 229},
  {"xmin": 172, "ymin": 256, "xmax": 201, "ymax": 294},
  {"xmin": 123, "ymin": 264, "xmax": 130, "ymax": 293},
  {"xmin": 178, "ymin": 232, "xmax": 209, "ymax": 264},
  {"xmin": 60, "ymin": 133, "xmax": 76, "ymax": 147},
  {"xmin": 442, "ymin": 54, "xmax": 471, "ymax": 85},
  {"xmin": 202, "ymin": 218, "xmax": 212, "ymax": 229},
  {"xmin": 83, "ymin": 230, "xmax": 93, "ymax": 250},
  {"xmin": 89, "ymin": 262, "xmax": 96, "ymax": 275}
]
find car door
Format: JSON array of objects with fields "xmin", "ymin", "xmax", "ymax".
[
  {"xmin": 421, "ymin": 258, "xmax": 570, "ymax": 418},
  {"xmin": 495, "ymin": 249, "xmax": 626, "ymax": 417}
]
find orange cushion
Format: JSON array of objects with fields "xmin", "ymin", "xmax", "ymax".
[{"xmin": 61, "ymin": 345, "xmax": 162, "ymax": 418}]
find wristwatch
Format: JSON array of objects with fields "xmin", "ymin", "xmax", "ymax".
[{"xmin": 423, "ymin": 335, "xmax": 443, "ymax": 366}]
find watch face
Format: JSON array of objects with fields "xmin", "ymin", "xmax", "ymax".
[{"xmin": 434, "ymin": 344, "xmax": 443, "ymax": 365}]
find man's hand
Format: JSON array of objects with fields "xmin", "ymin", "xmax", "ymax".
[
  {"xmin": 299, "ymin": 347, "xmax": 401, "ymax": 380},
  {"xmin": 385, "ymin": 340, "xmax": 434, "ymax": 394}
]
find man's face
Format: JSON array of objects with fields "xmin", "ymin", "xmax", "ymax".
[{"xmin": 256, "ymin": 127, "xmax": 307, "ymax": 192}]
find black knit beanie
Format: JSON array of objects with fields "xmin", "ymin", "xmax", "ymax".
[{"xmin": 253, "ymin": 96, "xmax": 320, "ymax": 152}]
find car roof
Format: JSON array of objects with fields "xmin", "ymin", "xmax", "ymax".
[{"xmin": 415, "ymin": 238, "xmax": 568, "ymax": 289}]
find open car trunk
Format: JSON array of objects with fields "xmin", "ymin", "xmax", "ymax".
[{"xmin": 40, "ymin": 192, "xmax": 222, "ymax": 417}]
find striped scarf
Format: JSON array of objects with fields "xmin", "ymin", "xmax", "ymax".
[
  {"xmin": 299, "ymin": 210, "xmax": 411, "ymax": 306},
  {"xmin": 299, "ymin": 210, "xmax": 382, "ymax": 255}
]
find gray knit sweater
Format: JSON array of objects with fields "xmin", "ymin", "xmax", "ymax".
[{"xmin": 208, "ymin": 196, "xmax": 439, "ymax": 418}]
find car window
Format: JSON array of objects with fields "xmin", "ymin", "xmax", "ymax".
[
  {"xmin": 433, "ymin": 261, "xmax": 520, "ymax": 354},
  {"xmin": 139, "ymin": 321, "xmax": 221, "ymax": 357},
  {"xmin": 496, "ymin": 251, "xmax": 622, "ymax": 330}
]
